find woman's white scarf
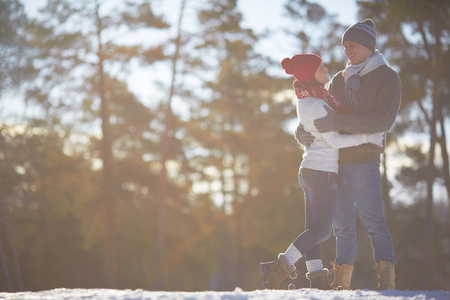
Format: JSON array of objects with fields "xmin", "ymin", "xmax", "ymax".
[{"xmin": 342, "ymin": 51, "xmax": 386, "ymax": 106}]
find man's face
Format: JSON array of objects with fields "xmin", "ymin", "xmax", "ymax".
[{"xmin": 342, "ymin": 41, "xmax": 373, "ymax": 64}]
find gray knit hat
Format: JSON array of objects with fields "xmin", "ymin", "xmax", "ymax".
[{"xmin": 342, "ymin": 19, "xmax": 377, "ymax": 53}]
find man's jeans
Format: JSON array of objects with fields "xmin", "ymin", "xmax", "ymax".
[
  {"xmin": 294, "ymin": 168, "xmax": 338, "ymax": 261},
  {"xmin": 333, "ymin": 163, "xmax": 396, "ymax": 265}
]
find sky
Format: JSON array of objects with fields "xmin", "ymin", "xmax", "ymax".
[
  {"xmin": 0, "ymin": 287, "xmax": 448, "ymax": 299},
  {"xmin": 20, "ymin": 0, "xmax": 359, "ymax": 96},
  {"xmin": 119, "ymin": 0, "xmax": 359, "ymax": 106},
  {"xmin": 17, "ymin": 0, "xmax": 359, "ymax": 110},
  {"xmin": 238, "ymin": 0, "xmax": 358, "ymax": 32},
  {"xmin": 238, "ymin": 0, "xmax": 358, "ymax": 68}
]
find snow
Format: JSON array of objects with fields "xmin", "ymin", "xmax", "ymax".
[{"xmin": 0, "ymin": 288, "xmax": 448, "ymax": 300}]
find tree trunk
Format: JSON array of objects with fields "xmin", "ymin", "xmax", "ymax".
[
  {"xmin": 156, "ymin": 0, "xmax": 186, "ymax": 289},
  {"xmin": 422, "ymin": 132, "xmax": 436, "ymax": 290},
  {"xmin": 233, "ymin": 159, "xmax": 244, "ymax": 288},
  {"xmin": 219, "ymin": 168, "xmax": 232, "ymax": 290},
  {"xmin": 434, "ymin": 0, "xmax": 450, "ymax": 205},
  {"xmin": 421, "ymin": 0, "xmax": 443, "ymax": 289},
  {"xmin": 438, "ymin": 114, "xmax": 450, "ymax": 203},
  {"xmin": 96, "ymin": 1, "xmax": 117, "ymax": 287}
]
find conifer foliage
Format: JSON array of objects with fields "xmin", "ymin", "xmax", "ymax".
[{"xmin": 0, "ymin": 0, "xmax": 448, "ymax": 292}]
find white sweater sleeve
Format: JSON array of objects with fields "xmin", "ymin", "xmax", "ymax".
[
  {"xmin": 321, "ymin": 130, "xmax": 369, "ymax": 149},
  {"xmin": 298, "ymin": 99, "xmax": 370, "ymax": 149}
]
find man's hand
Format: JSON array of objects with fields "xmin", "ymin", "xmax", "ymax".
[
  {"xmin": 295, "ymin": 124, "xmax": 314, "ymax": 147},
  {"xmin": 313, "ymin": 106, "xmax": 345, "ymax": 133}
]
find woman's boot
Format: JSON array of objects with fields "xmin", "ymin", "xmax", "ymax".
[
  {"xmin": 306, "ymin": 268, "xmax": 331, "ymax": 289},
  {"xmin": 260, "ymin": 253, "xmax": 296, "ymax": 289}
]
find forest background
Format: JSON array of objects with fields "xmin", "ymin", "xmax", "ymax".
[{"xmin": 0, "ymin": 0, "xmax": 449, "ymax": 293}]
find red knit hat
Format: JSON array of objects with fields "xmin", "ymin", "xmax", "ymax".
[{"xmin": 281, "ymin": 54, "xmax": 322, "ymax": 83}]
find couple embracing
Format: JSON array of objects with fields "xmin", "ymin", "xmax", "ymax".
[{"xmin": 261, "ymin": 19, "xmax": 401, "ymax": 291}]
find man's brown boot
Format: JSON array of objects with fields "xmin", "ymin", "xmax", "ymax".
[
  {"xmin": 330, "ymin": 262, "xmax": 353, "ymax": 290},
  {"xmin": 306, "ymin": 268, "xmax": 331, "ymax": 290},
  {"xmin": 260, "ymin": 253, "xmax": 296, "ymax": 289},
  {"xmin": 374, "ymin": 260, "xmax": 395, "ymax": 290}
]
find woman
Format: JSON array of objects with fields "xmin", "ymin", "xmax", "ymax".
[{"xmin": 260, "ymin": 54, "xmax": 384, "ymax": 290}]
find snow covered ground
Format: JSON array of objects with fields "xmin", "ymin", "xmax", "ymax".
[{"xmin": 0, "ymin": 288, "xmax": 448, "ymax": 300}]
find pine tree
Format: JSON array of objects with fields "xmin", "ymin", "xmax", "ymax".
[
  {"xmin": 15, "ymin": 0, "xmax": 169, "ymax": 288},
  {"xmin": 0, "ymin": 0, "xmax": 36, "ymax": 97}
]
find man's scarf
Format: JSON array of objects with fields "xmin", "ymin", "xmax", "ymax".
[
  {"xmin": 342, "ymin": 50, "xmax": 386, "ymax": 106},
  {"xmin": 294, "ymin": 81, "xmax": 351, "ymax": 114}
]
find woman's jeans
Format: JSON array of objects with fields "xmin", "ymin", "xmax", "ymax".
[
  {"xmin": 333, "ymin": 163, "xmax": 396, "ymax": 265},
  {"xmin": 293, "ymin": 168, "xmax": 338, "ymax": 261}
]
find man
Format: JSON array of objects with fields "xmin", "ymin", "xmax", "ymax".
[{"xmin": 297, "ymin": 19, "xmax": 401, "ymax": 290}]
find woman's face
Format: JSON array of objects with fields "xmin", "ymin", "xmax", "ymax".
[
  {"xmin": 343, "ymin": 41, "xmax": 373, "ymax": 64},
  {"xmin": 314, "ymin": 62, "xmax": 329, "ymax": 85}
]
